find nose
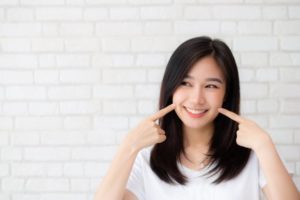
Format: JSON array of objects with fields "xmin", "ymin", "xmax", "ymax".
[{"xmin": 190, "ymin": 87, "xmax": 205, "ymax": 104}]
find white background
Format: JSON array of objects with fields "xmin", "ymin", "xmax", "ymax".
[{"xmin": 0, "ymin": 0, "xmax": 299, "ymax": 199}]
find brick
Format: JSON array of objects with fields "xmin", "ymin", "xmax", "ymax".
[
  {"xmin": 24, "ymin": 147, "xmax": 70, "ymax": 161},
  {"xmin": 92, "ymin": 54, "xmax": 113, "ymax": 67},
  {"xmin": 66, "ymin": 0, "xmax": 85, "ymax": 5},
  {"xmin": 29, "ymin": 102, "xmax": 59, "ymax": 115},
  {"xmin": 60, "ymin": 23, "xmax": 94, "ymax": 36},
  {"xmin": 132, "ymin": 37, "xmax": 178, "ymax": 52},
  {"xmin": 25, "ymin": 178, "xmax": 69, "ymax": 191},
  {"xmin": 0, "ymin": 23, "xmax": 41, "ymax": 36},
  {"xmin": 144, "ymin": 22, "xmax": 172, "ymax": 35},
  {"xmin": 174, "ymin": 21, "xmax": 219, "ymax": 35},
  {"xmin": 87, "ymin": 130, "xmax": 116, "ymax": 145},
  {"xmin": 233, "ymin": 37, "xmax": 277, "ymax": 51},
  {"xmin": 241, "ymin": 53, "xmax": 268, "ymax": 67},
  {"xmin": 240, "ymin": 83, "xmax": 268, "ymax": 98},
  {"xmin": 238, "ymin": 21, "xmax": 272, "ymax": 34},
  {"xmin": 38, "ymin": 54, "xmax": 56, "ymax": 68},
  {"xmin": 0, "ymin": 117, "xmax": 13, "ymax": 130},
  {"xmin": 48, "ymin": 86, "xmax": 91, "ymax": 100},
  {"xmin": 11, "ymin": 163, "xmax": 44, "ymax": 177},
  {"xmin": 11, "ymin": 132, "xmax": 39, "ymax": 145},
  {"xmin": 220, "ymin": 21, "xmax": 237, "ymax": 34},
  {"xmin": 83, "ymin": 8, "xmax": 109, "ymax": 20},
  {"xmin": 134, "ymin": 84, "xmax": 160, "ymax": 99},
  {"xmin": 93, "ymin": 116, "xmax": 128, "ymax": 130},
  {"xmin": 277, "ymin": 145, "xmax": 300, "ymax": 160},
  {"xmin": 70, "ymin": 178, "xmax": 90, "ymax": 191},
  {"xmin": 96, "ymin": 22, "xmax": 142, "ymax": 36},
  {"xmin": 136, "ymin": 54, "xmax": 166, "ymax": 67},
  {"xmin": 148, "ymin": 69, "xmax": 164, "ymax": 83},
  {"xmin": 270, "ymin": 115, "xmax": 300, "ymax": 128},
  {"xmin": 72, "ymin": 146, "xmax": 117, "ymax": 161},
  {"xmin": 60, "ymin": 69, "xmax": 100, "ymax": 83},
  {"xmin": 0, "ymin": 132, "xmax": 9, "ymax": 145},
  {"xmin": 1, "ymin": 147, "xmax": 22, "ymax": 161},
  {"xmin": 57, "ymin": 55, "xmax": 90, "ymax": 68},
  {"xmin": 103, "ymin": 69, "xmax": 146, "ymax": 83},
  {"xmin": 239, "ymin": 68, "xmax": 255, "ymax": 82},
  {"xmin": 20, "ymin": 0, "xmax": 64, "ymax": 5},
  {"xmin": 42, "ymin": 23, "xmax": 59, "ymax": 36},
  {"xmin": 36, "ymin": 8, "xmax": 82, "ymax": 21},
  {"xmin": 0, "ymin": 55, "xmax": 38, "ymax": 68},
  {"xmin": 289, "ymin": 6, "xmax": 300, "ymax": 19},
  {"xmin": 0, "ymin": 0, "xmax": 18, "ymax": 5},
  {"xmin": 12, "ymin": 194, "xmax": 40, "ymax": 200},
  {"xmin": 109, "ymin": 7, "xmax": 139, "ymax": 20},
  {"xmin": 184, "ymin": 6, "xmax": 212, "ymax": 19},
  {"xmin": 86, "ymin": 0, "xmax": 126, "ymax": 4},
  {"xmin": 65, "ymin": 38, "xmax": 100, "ymax": 52},
  {"xmin": 2, "ymin": 178, "xmax": 25, "ymax": 191},
  {"xmin": 270, "ymin": 84, "xmax": 300, "ymax": 98},
  {"xmin": 84, "ymin": 162, "xmax": 110, "ymax": 177},
  {"xmin": 140, "ymin": 6, "xmax": 182, "ymax": 19},
  {"xmin": 15, "ymin": 117, "xmax": 63, "ymax": 130},
  {"xmin": 0, "ymin": 164, "xmax": 9, "ymax": 177},
  {"xmin": 0, "ymin": 70, "xmax": 33, "ymax": 84},
  {"xmin": 3, "ymin": 102, "xmax": 28, "ymax": 115},
  {"xmin": 257, "ymin": 99, "xmax": 279, "ymax": 113},
  {"xmin": 213, "ymin": 6, "xmax": 260, "ymax": 19},
  {"xmin": 270, "ymin": 53, "xmax": 300, "ymax": 66},
  {"xmin": 40, "ymin": 131, "xmax": 86, "ymax": 145},
  {"xmin": 129, "ymin": 0, "xmax": 171, "ymax": 4},
  {"xmin": 280, "ymin": 68, "xmax": 300, "ymax": 82},
  {"xmin": 111, "ymin": 54, "xmax": 134, "ymax": 67},
  {"xmin": 60, "ymin": 101, "xmax": 100, "ymax": 114},
  {"xmin": 280, "ymin": 37, "xmax": 300, "ymax": 50},
  {"xmin": 262, "ymin": 6, "xmax": 287, "ymax": 19},
  {"xmin": 102, "ymin": 38, "xmax": 130, "ymax": 52},
  {"xmin": 64, "ymin": 163, "xmax": 84, "ymax": 176},
  {"xmin": 240, "ymin": 100, "xmax": 256, "ymax": 114},
  {"xmin": 0, "ymin": 38, "xmax": 31, "ymax": 52},
  {"xmin": 256, "ymin": 68, "xmax": 278, "ymax": 81},
  {"xmin": 281, "ymin": 100, "xmax": 300, "ymax": 113},
  {"xmin": 64, "ymin": 116, "xmax": 92, "ymax": 130},
  {"xmin": 6, "ymin": 86, "xmax": 46, "ymax": 100},
  {"xmin": 93, "ymin": 85, "xmax": 133, "ymax": 99},
  {"xmin": 32, "ymin": 38, "xmax": 64, "ymax": 52},
  {"xmin": 138, "ymin": 100, "xmax": 156, "ymax": 114},
  {"xmin": 6, "ymin": 8, "xmax": 34, "ymax": 21},
  {"xmin": 103, "ymin": 100, "xmax": 136, "ymax": 114},
  {"xmin": 274, "ymin": 21, "xmax": 300, "ymax": 35},
  {"xmin": 269, "ymin": 129, "xmax": 294, "ymax": 144},
  {"xmin": 41, "ymin": 194, "xmax": 88, "ymax": 200},
  {"xmin": 34, "ymin": 70, "xmax": 59, "ymax": 84}
]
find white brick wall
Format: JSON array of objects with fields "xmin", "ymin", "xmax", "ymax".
[{"xmin": 0, "ymin": 0, "xmax": 299, "ymax": 199}]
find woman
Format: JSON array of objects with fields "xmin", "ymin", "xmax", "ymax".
[{"xmin": 94, "ymin": 36, "xmax": 299, "ymax": 200}]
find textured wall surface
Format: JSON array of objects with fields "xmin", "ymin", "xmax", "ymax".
[{"xmin": 0, "ymin": 0, "xmax": 299, "ymax": 199}]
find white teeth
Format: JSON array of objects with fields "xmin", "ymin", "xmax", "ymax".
[{"xmin": 186, "ymin": 107, "xmax": 206, "ymax": 114}]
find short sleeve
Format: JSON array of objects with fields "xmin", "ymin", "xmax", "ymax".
[{"xmin": 126, "ymin": 151, "xmax": 145, "ymax": 200}]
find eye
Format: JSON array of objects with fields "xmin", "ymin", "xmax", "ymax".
[
  {"xmin": 181, "ymin": 81, "xmax": 192, "ymax": 86},
  {"xmin": 206, "ymin": 84, "xmax": 218, "ymax": 89}
]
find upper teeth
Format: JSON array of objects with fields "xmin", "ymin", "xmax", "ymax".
[{"xmin": 186, "ymin": 108, "xmax": 206, "ymax": 114}]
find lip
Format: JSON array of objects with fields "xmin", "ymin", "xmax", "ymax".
[{"xmin": 184, "ymin": 106, "xmax": 208, "ymax": 118}]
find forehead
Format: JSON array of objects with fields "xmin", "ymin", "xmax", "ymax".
[{"xmin": 186, "ymin": 56, "xmax": 224, "ymax": 80}]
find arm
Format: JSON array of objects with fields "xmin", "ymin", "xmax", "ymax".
[
  {"xmin": 93, "ymin": 104, "xmax": 176, "ymax": 200},
  {"xmin": 218, "ymin": 108, "xmax": 300, "ymax": 200}
]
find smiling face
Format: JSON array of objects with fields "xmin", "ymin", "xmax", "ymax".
[{"xmin": 172, "ymin": 56, "xmax": 226, "ymax": 132}]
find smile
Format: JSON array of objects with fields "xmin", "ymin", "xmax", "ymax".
[{"xmin": 184, "ymin": 107, "xmax": 208, "ymax": 118}]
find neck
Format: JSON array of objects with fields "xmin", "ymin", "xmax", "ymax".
[{"xmin": 183, "ymin": 123, "xmax": 214, "ymax": 152}]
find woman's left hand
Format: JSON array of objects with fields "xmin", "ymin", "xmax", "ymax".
[{"xmin": 218, "ymin": 108, "xmax": 272, "ymax": 152}]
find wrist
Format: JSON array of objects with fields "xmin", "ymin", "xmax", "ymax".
[{"xmin": 253, "ymin": 134, "xmax": 274, "ymax": 156}]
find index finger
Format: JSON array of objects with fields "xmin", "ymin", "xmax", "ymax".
[
  {"xmin": 149, "ymin": 103, "xmax": 176, "ymax": 121},
  {"xmin": 218, "ymin": 108, "xmax": 245, "ymax": 123}
]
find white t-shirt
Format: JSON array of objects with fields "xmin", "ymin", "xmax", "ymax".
[{"xmin": 126, "ymin": 147, "xmax": 267, "ymax": 200}]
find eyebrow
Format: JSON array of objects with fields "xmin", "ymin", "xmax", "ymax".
[{"xmin": 184, "ymin": 75, "xmax": 224, "ymax": 84}]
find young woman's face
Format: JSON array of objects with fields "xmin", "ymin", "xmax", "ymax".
[{"xmin": 172, "ymin": 56, "xmax": 226, "ymax": 131}]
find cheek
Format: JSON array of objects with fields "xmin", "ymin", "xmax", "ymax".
[{"xmin": 172, "ymin": 89, "xmax": 185, "ymax": 104}]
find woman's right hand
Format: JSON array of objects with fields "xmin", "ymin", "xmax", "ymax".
[{"xmin": 124, "ymin": 103, "xmax": 176, "ymax": 152}]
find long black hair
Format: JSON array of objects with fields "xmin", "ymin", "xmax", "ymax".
[{"xmin": 150, "ymin": 36, "xmax": 250, "ymax": 184}]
